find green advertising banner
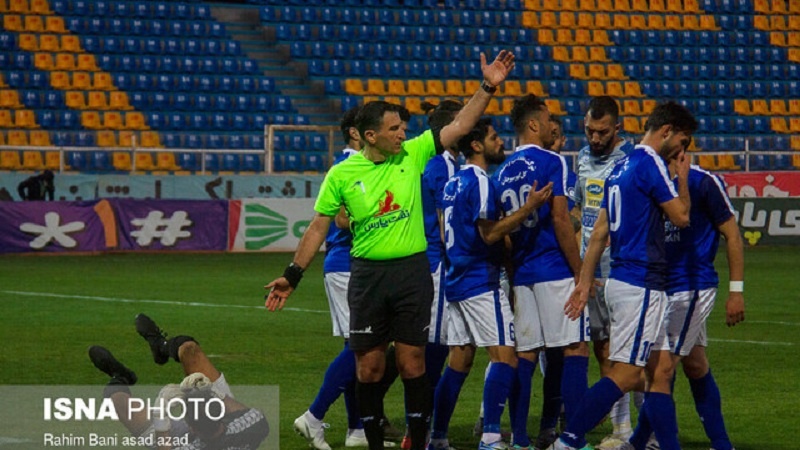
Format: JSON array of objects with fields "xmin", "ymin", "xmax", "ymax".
[{"xmin": 731, "ymin": 198, "xmax": 800, "ymax": 246}]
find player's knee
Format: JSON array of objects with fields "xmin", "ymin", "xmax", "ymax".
[
  {"xmin": 681, "ymin": 354, "xmax": 709, "ymax": 379},
  {"xmin": 565, "ymin": 341, "xmax": 590, "ymax": 357}
]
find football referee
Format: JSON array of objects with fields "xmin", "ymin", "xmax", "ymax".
[{"xmin": 265, "ymin": 50, "xmax": 516, "ymax": 450}]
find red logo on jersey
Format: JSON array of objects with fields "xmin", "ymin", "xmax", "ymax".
[{"xmin": 376, "ymin": 190, "xmax": 401, "ymax": 216}]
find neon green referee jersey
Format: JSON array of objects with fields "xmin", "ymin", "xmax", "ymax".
[{"xmin": 315, "ymin": 130, "xmax": 438, "ymax": 260}]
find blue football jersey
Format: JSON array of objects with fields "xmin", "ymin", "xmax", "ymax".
[
  {"xmin": 665, "ymin": 166, "xmax": 734, "ymax": 293},
  {"xmin": 323, "ymin": 148, "xmax": 357, "ymax": 274},
  {"xmin": 602, "ymin": 145, "xmax": 678, "ymax": 290},
  {"xmin": 493, "ymin": 144, "xmax": 572, "ymax": 285},
  {"xmin": 443, "ymin": 165, "xmax": 503, "ymax": 302},
  {"xmin": 422, "ymin": 151, "xmax": 459, "ymax": 271},
  {"xmin": 566, "ymin": 167, "xmax": 577, "ymax": 211}
]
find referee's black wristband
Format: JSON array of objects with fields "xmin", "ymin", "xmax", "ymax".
[{"xmin": 282, "ymin": 262, "xmax": 304, "ymax": 289}]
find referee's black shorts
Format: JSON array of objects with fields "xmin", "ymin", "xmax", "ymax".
[{"xmin": 347, "ymin": 252, "xmax": 433, "ymax": 352}]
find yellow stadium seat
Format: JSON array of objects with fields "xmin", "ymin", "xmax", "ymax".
[
  {"xmin": 0, "ymin": 110, "xmax": 11, "ymax": 127},
  {"xmin": 630, "ymin": 14, "xmax": 647, "ymax": 29},
  {"xmin": 753, "ymin": 15, "xmax": 770, "ymax": 31},
  {"xmin": 109, "ymin": 91, "xmax": 133, "ymax": 110},
  {"xmin": 683, "ymin": 15, "xmax": 700, "ymax": 30},
  {"xmin": 103, "ymin": 111, "xmax": 124, "ymax": 130},
  {"xmin": 665, "ymin": 0, "xmax": 682, "ymax": 11},
  {"xmin": 700, "ymin": 15, "xmax": 718, "ymax": 30},
  {"xmin": 696, "ymin": 154, "xmax": 718, "ymax": 171},
  {"xmin": 683, "ymin": 0, "xmax": 700, "ymax": 12},
  {"xmin": 652, "ymin": 0, "xmax": 667, "ymax": 10},
  {"xmin": 156, "ymin": 153, "xmax": 181, "ymax": 171},
  {"xmin": 590, "ymin": 47, "xmax": 609, "ymax": 62},
  {"xmin": 578, "ymin": 13, "xmax": 595, "ymax": 28},
  {"xmin": 23, "ymin": 14, "xmax": 44, "ymax": 32},
  {"xmin": 575, "ymin": 28, "xmax": 592, "ymax": 45},
  {"xmin": 588, "ymin": 64, "xmax": 607, "ymax": 79},
  {"xmin": 537, "ymin": 29, "xmax": 555, "ymax": 44},
  {"xmin": 9, "ymin": 0, "xmax": 29, "ymax": 13},
  {"xmin": 607, "ymin": 64, "xmax": 626, "ymax": 80},
  {"xmin": 34, "ymin": 52, "xmax": 54, "ymax": 71},
  {"xmin": 426, "ymin": 80, "xmax": 445, "ymax": 96},
  {"xmin": 30, "ymin": 0, "xmax": 52, "ymax": 13},
  {"xmin": 558, "ymin": 12, "xmax": 577, "ymax": 28},
  {"xmin": 770, "ymin": 99, "xmax": 788, "ymax": 115},
  {"xmin": 81, "ymin": 111, "xmax": 101, "ymax": 129},
  {"xmin": 754, "ymin": 0, "xmax": 770, "ymax": 13},
  {"xmin": 623, "ymin": 117, "xmax": 642, "ymax": 134},
  {"xmin": 522, "ymin": 11, "xmax": 539, "ymax": 28},
  {"xmin": 118, "ymin": 131, "xmax": 135, "ymax": 147},
  {"xmin": 622, "ymin": 99, "xmax": 642, "ymax": 116},
  {"xmin": 553, "ymin": 46, "xmax": 570, "ymax": 62},
  {"xmin": 45, "ymin": 151, "xmax": 61, "ymax": 170},
  {"xmin": 792, "ymin": 135, "xmax": 800, "ymax": 150},
  {"xmin": 22, "ymin": 151, "xmax": 44, "ymax": 170},
  {"xmin": 562, "ymin": 0, "xmax": 579, "ymax": 10},
  {"xmin": 18, "ymin": 34, "xmax": 38, "ymax": 51},
  {"xmin": 72, "ymin": 72, "xmax": 91, "ymax": 90},
  {"xmin": 593, "ymin": 29, "xmax": 613, "ymax": 44},
  {"xmin": 791, "ymin": 0, "xmax": 800, "ymax": 12},
  {"xmin": 500, "ymin": 98, "xmax": 514, "ymax": 115},
  {"xmin": 623, "ymin": 81, "xmax": 643, "ymax": 98},
  {"xmin": 540, "ymin": 11, "xmax": 558, "ymax": 28},
  {"xmin": 545, "ymin": 99, "xmax": 565, "ymax": 115},
  {"xmin": 97, "ymin": 130, "xmax": 117, "ymax": 147},
  {"xmin": 445, "ymin": 80, "xmax": 465, "ymax": 96},
  {"xmin": 751, "ymin": 99, "xmax": 769, "ymax": 115},
  {"xmin": 503, "ymin": 81, "xmax": 522, "ymax": 97},
  {"xmin": 87, "ymin": 91, "xmax": 109, "ymax": 110},
  {"xmin": 587, "ymin": 81, "xmax": 605, "ymax": 96},
  {"xmin": 524, "ymin": 0, "xmax": 541, "ymax": 8},
  {"xmin": 125, "ymin": 112, "xmax": 148, "ymax": 130},
  {"xmin": 366, "ymin": 79, "xmax": 385, "ymax": 95},
  {"xmin": 8, "ymin": 130, "xmax": 28, "ymax": 146},
  {"xmin": 1, "ymin": 151, "xmax": 22, "ymax": 169},
  {"xmin": 770, "ymin": 117, "xmax": 789, "ymax": 133},
  {"xmin": 39, "ymin": 34, "xmax": 60, "ymax": 52},
  {"xmin": 789, "ymin": 99, "xmax": 800, "ymax": 115},
  {"xmin": 345, "ymin": 79, "xmax": 365, "ymax": 95},
  {"xmin": 788, "ymin": 32, "xmax": 800, "ymax": 46},
  {"xmin": 790, "ymin": 118, "xmax": 800, "ymax": 133},
  {"xmin": 92, "ymin": 72, "xmax": 114, "ymax": 91},
  {"xmin": 542, "ymin": 0, "xmax": 559, "ymax": 10},
  {"xmin": 594, "ymin": 15, "xmax": 612, "ymax": 31},
  {"xmin": 716, "ymin": 155, "xmax": 741, "ymax": 171},
  {"xmin": 77, "ymin": 54, "xmax": 99, "ymax": 71},
  {"xmin": 0, "ymin": 90, "xmax": 23, "ymax": 108},
  {"xmin": 556, "ymin": 29, "xmax": 574, "ymax": 44},
  {"xmin": 405, "ymin": 97, "xmax": 423, "ymax": 114},
  {"xmin": 484, "ymin": 98, "xmax": 501, "ymax": 115},
  {"xmin": 50, "ymin": 71, "xmax": 71, "ymax": 90},
  {"xmin": 407, "ymin": 80, "xmax": 425, "ymax": 96},
  {"xmin": 793, "ymin": 154, "xmax": 800, "ymax": 170},
  {"xmin": 789, "ymin": 48, "xmax": 800, "ymax": 62},
  {"xmin": 606, "ymin": 81, "xmax": 623, "ymax": 97},
  {"xmin": 141, "ymin": 131, "xmax": 161, "ymax": 148},
  {"xmin": 45, "ymin": 16, "xmax": 67, "ymax": 33},
  {"xmin": 386, "ymin": 80, "xmax": 406, "ymax": 96},
  {"xmin": 631, "ymin": 0, "xmax": 648, "ymax": 11},
  {"xmin": 3, "ymin": 14, "xmax": 23, "ymax": 31},
  {"xmin": 571, "ymin": 47, "xmax": 590, "ymax": 62},
  {"xmin": 570, "ymin": 64, "xmax": 589, "ymax": 79},
  {"xmin": 0, "ymin": 73, "xmax": 6, "ymax": 88},
  {"xmin": 788, "ymin": 15, "xmax": 800, "ymax": 30},
  {"xmin": 526, "ymin": 81, "xmax": 546, "ymax": 97},
  {"xmin": 134, "ymin": 152, "xmax": 156, "ymax": 171},
  {"xmin": 641, "ymin": 99, "xmax": 657, "ymax": 115},
  {"xmin": 770, "ymin": 15, "xmax": 787, "ymax": 30},
  {"xmin": 112, "ymin": 152, "xmax": 132, "ymax": 170},
  {"xmin": 613, "ymin": 14, "xmax": 630, "ymax": 29},
  {"xmin": 733, "ymin": 99, "xmax": 752, "ymax": 115},
  {"xmin": 55, "ymin": 53, "xmax": 76, "ymax": 71},
  {"xmin": 60, "ymin": 34, "xmax": 82, "ymax": 52},
  {"xmin": 66, "ymin": 91, "xmax": 87, "ymax": 109},
  {"xmin": 14, "ymin": 109, "xmax": 38, "ymax": 128},
  {"xmin": 613, "ymin": 0, "xmax": 631, "ymax": 9},
  {"xmin": 665, "ymin": 15, "xmax": 682, "ymax": 30},
  {"xmin": 465, "ymin": 79, "xmax": 480, "ymax": 94},
  {"xmin": 596, "ymin": 0, "xmax": 614, "ymax": 10},
  {"xmin": 579, "ymin": 0, "xmax": 597, "ymax": 10}
]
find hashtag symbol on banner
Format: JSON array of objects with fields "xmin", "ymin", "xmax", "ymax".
[{"xmin": 130, "ymin": 211, "xmax": 192, "ymax": 246}]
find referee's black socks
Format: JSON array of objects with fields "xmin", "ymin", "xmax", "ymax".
[
  {"xmin": 403, "ymin": 374, "xmax": 432, "ymax": 450},
  {"xmin": 356, "ymin": 381, "xmax": 385, "ymax": 450}
]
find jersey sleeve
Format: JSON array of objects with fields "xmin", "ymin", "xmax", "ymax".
[
  {"xmin": 643, "ymin": 153, "xmax": 678, "ymax": 204},
  {"xmin": 550, "ymin": 154, "xmax": 568, "ymax": 197},
  {"xmin": 314, "ymin": 169, "xmax": 343, "ymax": 217},
  {"xmin": 700, "ymin": 173, "xmax": 735, "ymax": 226},
  {"xmin": 424, "ymin": 159, "xmax": 450, "ymax": 210},
  {"xmin": 403, "ymin": 129, "xmax": 438, "ymax": 172},
  {"xmin": 475, "ymin": 174, "xmax": 498, "ymax": 221}
]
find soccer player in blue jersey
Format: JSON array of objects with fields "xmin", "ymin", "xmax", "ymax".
[
  {"xmin": 625, "ymin": 161, "xmax": 745, "ymax": 450},
  {"xmin": 550, "ymin": 101, "xmax": 698, "ymax": 450},
  {"xmin": 430, "ymin": 118, "xmax": 552, "ymax": 450},
  {"xmin": 573, "ymin": 96, "xmax": 637, "ymax": 450},
  {"xmin": 493, "ymin": 95, "xmax": 586, "ymax": 450}
]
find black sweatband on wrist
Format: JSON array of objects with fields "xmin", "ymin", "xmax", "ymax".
[
  {"xmin": 283, "ymin": 262, "xmax": 304, "ymax": 289},
  {"xmin": 480, "ymin": 80, "xmax": 497, "ymax": 94}
]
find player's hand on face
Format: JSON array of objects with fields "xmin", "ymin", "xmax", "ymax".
[
  {"xmin": 725, "ymin": 292, "xmax": 745, "ymax": 327},
  {"xmin": 675, "ymin": 149, "xmax": 690, "ymax": 179},
  {"xmin": 264, "ymin": 277, "xmax": 294, "ymax": 311},
  {"xmin": 480, "ymin": 50, "xmax": 516, "ymax": 87},
  {"xmin": 564, "ymin": 281, "xmax": 590, "ymax": 320},
  {"xmin": 525, "ymin": 181, "xmax": 553, "ymax": 209}
]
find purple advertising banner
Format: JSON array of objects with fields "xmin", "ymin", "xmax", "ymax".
[
  {"xmin": 113, "ymin": 199, "xmax": 228, "ymax": 251},
  {"xmin": 0, "ymin": 200, "xmax": 112, "ymax": 253},
  {"xmin": 0, "ymin": 200, "xmax": 229, "ymax": 253}
]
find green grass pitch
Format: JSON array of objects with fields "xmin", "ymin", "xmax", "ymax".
[{"xmin": 0, "ymin": 246, "xmax": 797, "ymax": 449}]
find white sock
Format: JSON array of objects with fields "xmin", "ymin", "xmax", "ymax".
[
  {"xmin": 610, "ymin": 392, "xmax": 632, "ymax": 433},
  {"xmin": 304, "ymin": 410, "xmax": 322, "ymax": 427},
  {"xmin": 481, "ymin": 432, "xmax": 501, "ymax": 444}
]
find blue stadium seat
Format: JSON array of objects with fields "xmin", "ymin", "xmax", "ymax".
[
  {"xmin": 305, "ymin": 152, "xmax": 326, "ymax": 172},
  {"xmin": 203, "ymin": 153, "xmax": 219, "ymax": 172},
  {"xmin": 53, "ymin": 131, "xmax": 73, "ymax": 147},
  {"xmin": 221, "ymin": 154, "xmax": 240, "ymax": 171},
  {"xmin": 67, "ymin": 151, "xmax": 89, "ymax": 170},
  {"xmin": 59, "ymin": 110, "xmax": 79, "ymax": 129},
  {"xmin": 242, "ymin": 154, "xmax": 261, "ymax": 172},
  {"xmin": 207, "ymin": 135, "xmax": 224, "ymax": 149},
  {"xmin": 250, "ymin": 135, "xmax": 264, "ymax": 150}
]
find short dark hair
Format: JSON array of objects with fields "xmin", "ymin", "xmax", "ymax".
[
  {"xmin": 644, "ymin": 101, "xmax": 698, "ymax": 134},
  {"xmin": 511, "ymin": 94, "xmax": 548, "ymax": 135},
  {"xmin": 423, "ymin": 99, "xmax": 463, "ymax": 131},
  {"xmin": 586, "ymin": 96, "xmax": 619, "ymax": 122},
  {"xmin": 355, "ymin": 101, "xmax": 410, "ymax": 140},
  {"xmin": 456, "ymin": 117, "xmax": 493, "ymax": 158},
  {"xmin": 549, "ymin": 116, "xmax": 562, "ymax": 128},
  {"xmin": 339, "ymin": 106, "xmax": 360, "ymax": 144}
]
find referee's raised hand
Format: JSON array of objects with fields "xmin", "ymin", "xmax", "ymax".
[{"xmin": 480, "ymin": 50, "xmax": 516, "ymax": 89}]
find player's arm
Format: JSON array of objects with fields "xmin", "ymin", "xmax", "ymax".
[
  {"xmin": 660, "ymin": 151, "xmax": 691, "ymax": 228},
  {"xmin": 439, "ymin": 50, "xmax": 515, "ymax": 150},
  {"xmin": 717, "ymin": 216, "xmax": 745, "ymax": 326},
  {"xmin": 552, "ymin": 195, "xmax": 583, "ymax": 278},
  {"xmin": 478, "ymin": 181, "xmax": 553, "ymax": 244},
  {"xmin": 334, "ymin": 206, "xmax": 349, "ymax": 229},
  {"xmin": 264, "ymin": 213, "xmax": 333, "ymax": 311},
  {"xmin": 565, "ymin": 208, "xmax": 609, "ymax": 320}
]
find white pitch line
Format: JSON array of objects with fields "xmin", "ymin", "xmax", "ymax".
[
  {"xmin": 746, "ymin": 320, "xmax": 800, "ymax": 327},
  {"xmin": 708, "ymin": 338, "xmax": 794, "ymax": 346},
  {"xmin": 0, "ymin": 290, "xmax": 328, "ymax": 314}
]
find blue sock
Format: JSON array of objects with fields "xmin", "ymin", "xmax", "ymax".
[
  {"xmin": 646, "ymin": 392, "xmax": 681, "ymax": 450},
  {"xmin": 689, "ymin": 371, "xmax": 732, "ymax": 450},
  {"xmin": 629, "ymin": 392, "xmax": 652, "ymax": 450},
  {"xmin": 430, "ymin": 367, "xmax": 468, "ymax": 440},
  {"xmin": 425, "ymin": 343, "xmax": 450, "ymax": 389},
  {"xmin": 309, "ymin": 343, "xmax": 356, "ymax": 420},
  {"xmin": 483, "ymin": 362, "xmax": 515, "ymax": 435},
  {"xmin": 562, "ymin": 355, "xmax": 589, "ymax": 427},
  {"xmin": 541, "ymin": 347, "xmax": 563, "ymax": 430},
  {"xmin": 509, "ymin": 358, "xmax": 536, "ymax": 447},
  {"xmin": 561, "ymin": 377, "xmax": 624, "ymax": 449}
]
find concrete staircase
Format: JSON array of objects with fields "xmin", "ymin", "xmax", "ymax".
[{"xmin": 210, "ymin": 5, "xmax": 340, "ymax": 126}]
